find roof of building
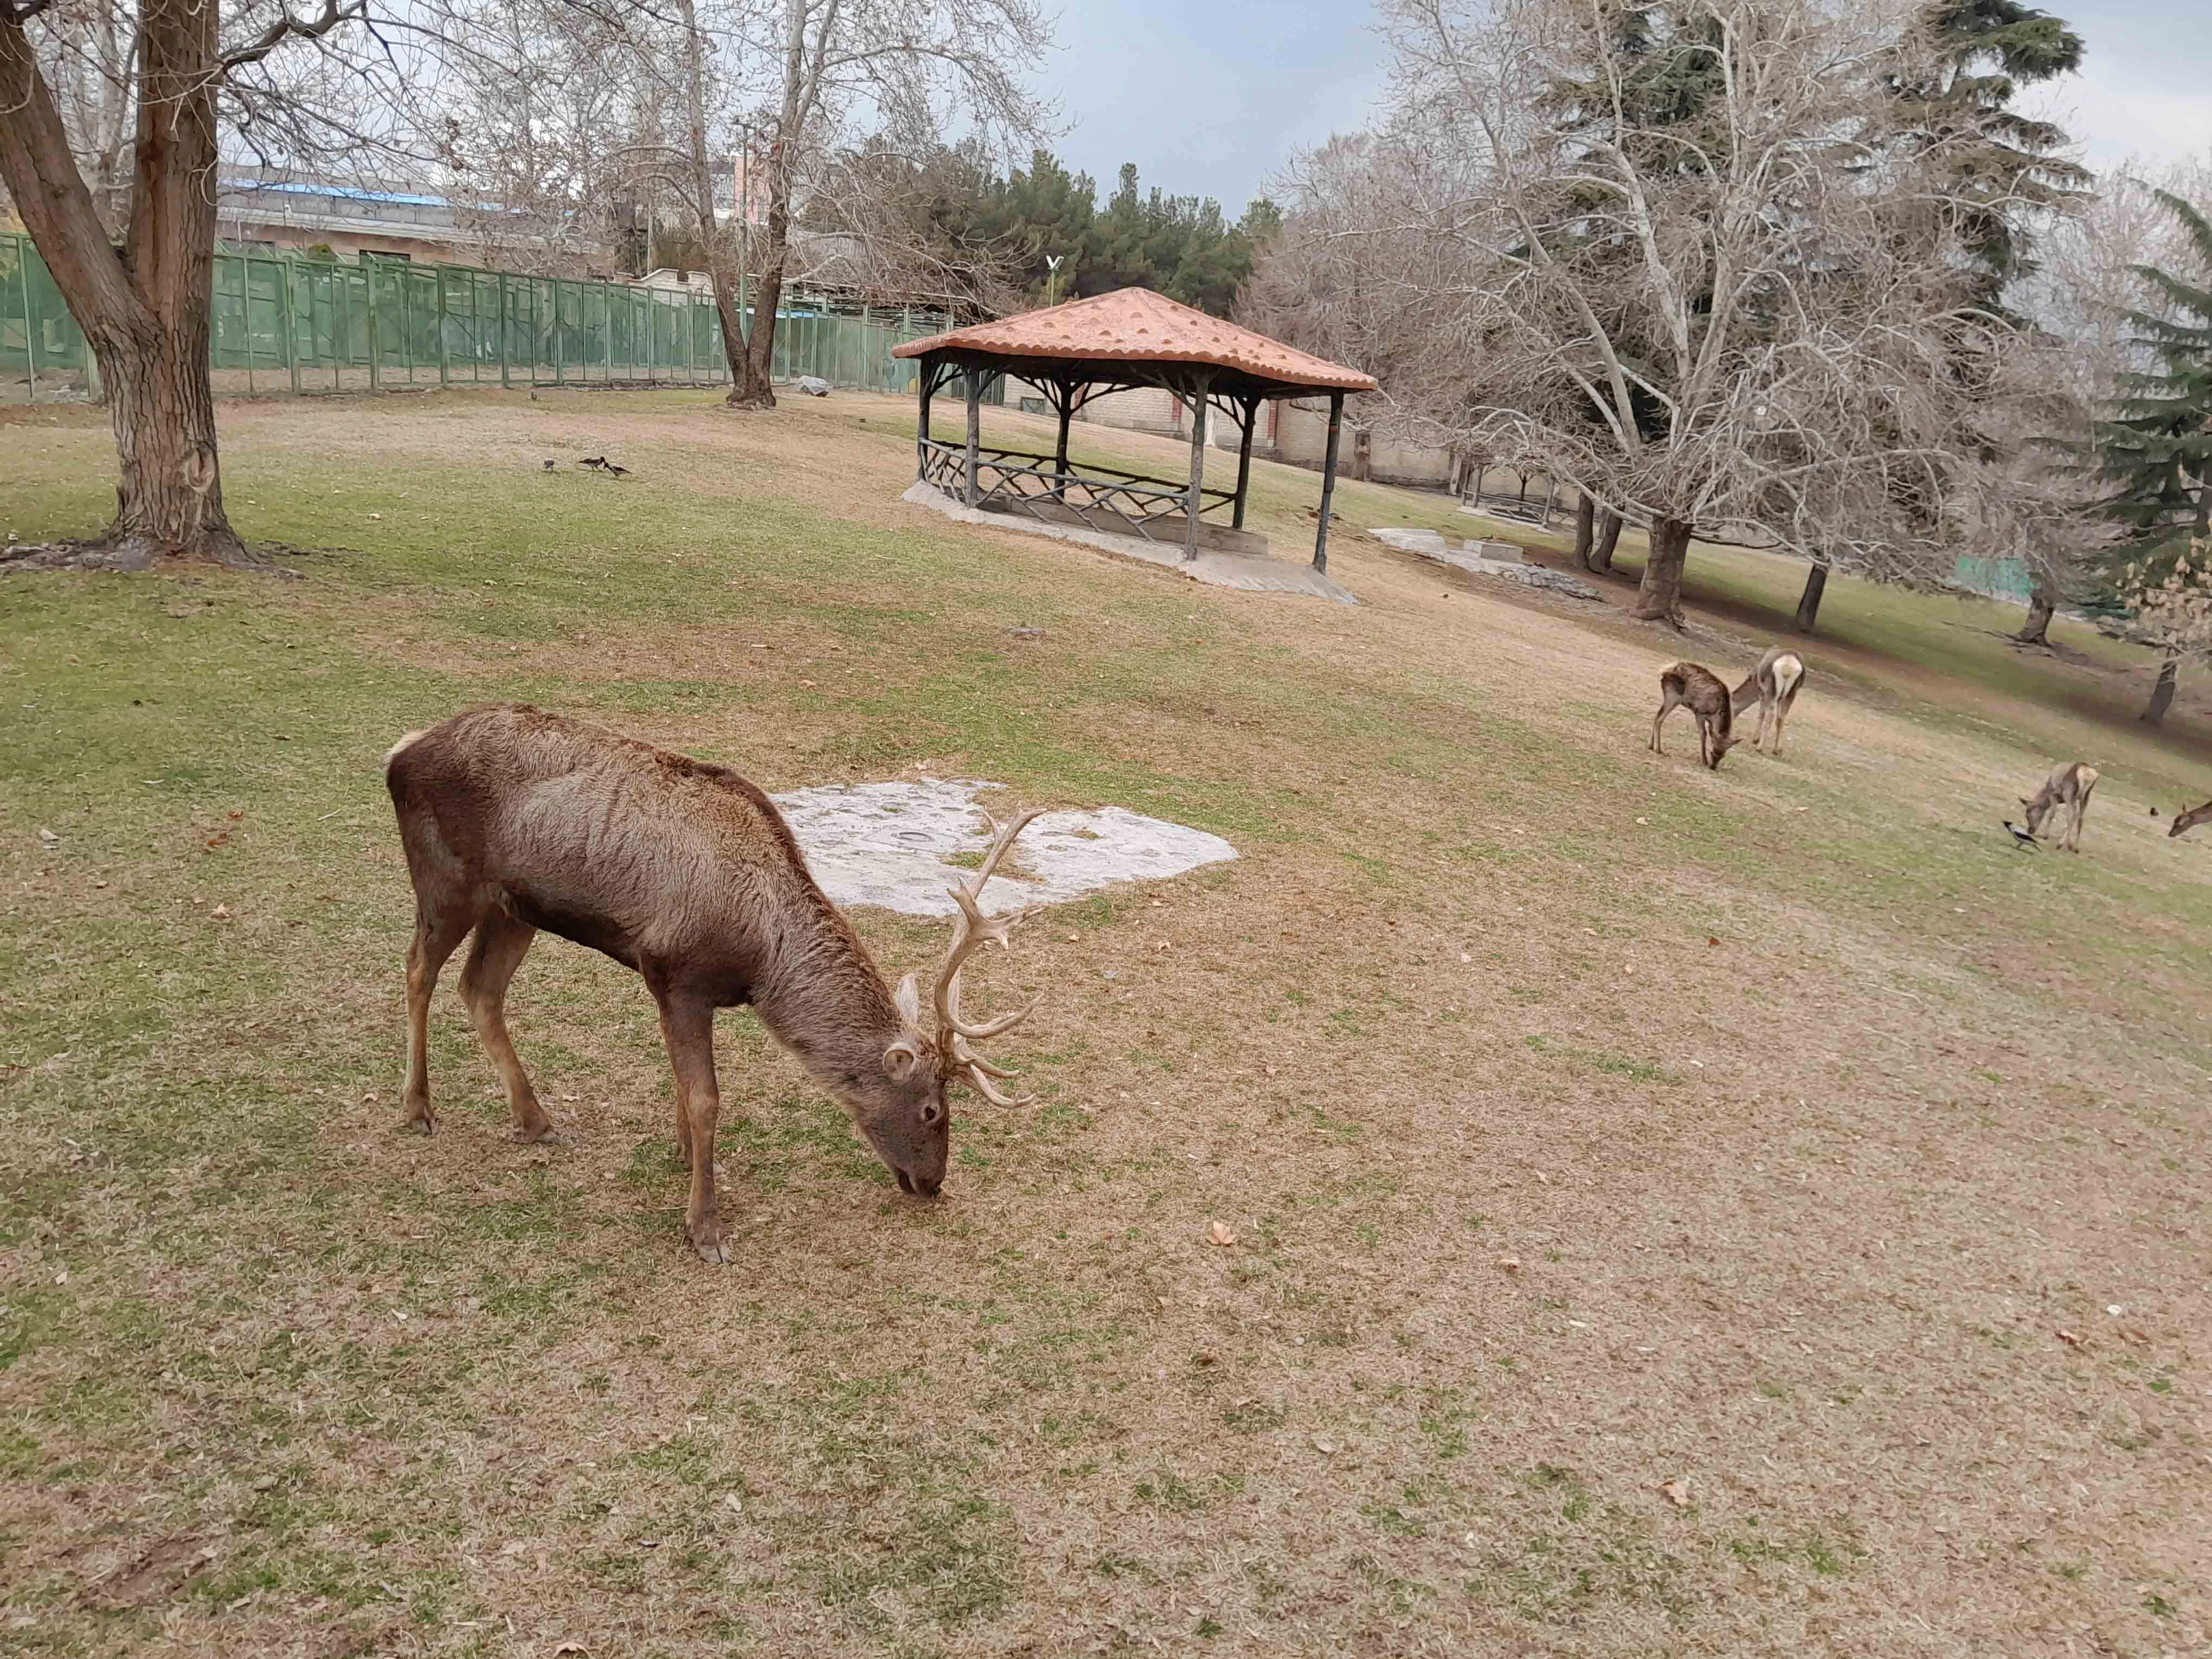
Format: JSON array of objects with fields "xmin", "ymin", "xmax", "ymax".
[{"xmin": 892, "ymin": 287, "xmax": 1377, "ymax": 394}]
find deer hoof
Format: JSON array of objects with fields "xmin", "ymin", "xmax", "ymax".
[
  {"xmin": 692, "ymin": 1235, "xmax": 730, "ymax": 1266},
  {"xmin": 404, "ymin": 1111, "xmax": 434, "ymax": 1136}
]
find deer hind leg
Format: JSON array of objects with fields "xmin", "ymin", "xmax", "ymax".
[
  {"xmin": 402, "ymin": 904, "xmax": 478, "ymax": 1135},
  {"xmin": 458, "ymin": 913, "xmax": 552, "ymax": 1141},
  {"xmin": 1651, "ymin": 690, "xmax": 1681, "ymax": 754},
  {"xmin": 653, "ymin": 990, "xmax": 728, "ymax": 1264}
]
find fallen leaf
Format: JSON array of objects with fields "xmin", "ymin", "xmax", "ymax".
[
  {"xmin": 553, "ymin": 1646, "xmax": 589, "ymax": 1657},
  {"xmin": 1194, "ymin": 1351, "xmax": 1217, "ymax": 1366},
  {"xmin": 1707, "ymin": 936, "xmax": 1720, "ymax": 947},
  {"xmin": 1635, "ymin": 816, "xmax": 1649, "ymax": 825},
  {"xmin": 2055, "ymin": 1327, "xmax": 2084, "ymax": 1348},
  {"xmin": 1497, "ymin": 1256, "xmax": 1522, "ymax": 1272},
  {"xmin": 205, "ymin": 834, "xmax": 227, "ymax": 848},
  {"xmin": 1312, "ymin": 1437, "xmax": 1338, "ymax": 1455},
  {"xmin": 367, "ymin": 512, "xmax": 382, "ymax": 521},
  {"xmin": 1208, "ymin": 1220, "xmax": 1237, "ymax": 1248},
  {"xmin": 362, "ymin": 1090, "xmax": 379, "ymax": 1104},
  {"xmin": 210, "ymin": 903, "xmax": 230, "ymax": 919},
  {"xmin": 226, "ymin": 810, "xmax": 243, "ymax": 821},
  {"xmin": 1660, "ymin": 1480, "xmax": 1690, "ymax": 1509},
  {"xmin": 37, "ymin": 827, "xmax": 59, "ymax": 846}
]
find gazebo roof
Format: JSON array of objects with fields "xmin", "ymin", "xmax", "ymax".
[{"xmin": 892, "ymin": 287, "xmax": 1378, "ymax": 396}]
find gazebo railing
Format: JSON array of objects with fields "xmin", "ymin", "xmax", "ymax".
[{"xmin": 919, "ymin": 438, "xmax": 1235, "ymax": 543}]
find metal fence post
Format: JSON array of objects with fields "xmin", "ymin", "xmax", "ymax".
[
  {"xmin": 553, "ymin": 280, "xmax": 564, "ymax": 387},
  {"xmin": 435, "ymin": 267, "xmax": 451, "ymax": 388},
  {"xmin": 18, "ymin": 239, "xmax": 37, "ymax": 402},
  {"xmin": 283, "ymin": 256, "xmax": 301, "ymax": 395},
  {"xmin": 497, "ymin": 273, "xmax": 510, "ymax": 389},
  {"xmin": 367, "ymin": 261, "xmax": 381, "ymax": 393}
]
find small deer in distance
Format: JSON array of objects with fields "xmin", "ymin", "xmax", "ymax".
[
  {"xmin": 2168, "ymin": 799, "xmax": 2212, "ymax": 838},
  {"xmin": 1650, "ymin": 662, "xmax": 1739, "ymax": 769},
  {"xmin": 2020, "ymin": 761, "xmax": 2099, "ymax": 852},
  {"xmin": 1731, "ymin": 647, "xmax": 1806, "ymax": 756},
  {"xmin": 385, "ymin": 704, "xmax": 1044, "ymax": 1263}
]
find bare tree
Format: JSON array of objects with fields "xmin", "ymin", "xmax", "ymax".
[
  {"xmin": 613, "ymin": 0, "xmax": 1051, "ymax": 408},
  {"xmin": 0, "ymin": 0, "xmax": 443, "ymax": 567},
  {"xmin": 1251, "ymin": 0, "xmax": 2018, "ymax": 626}
]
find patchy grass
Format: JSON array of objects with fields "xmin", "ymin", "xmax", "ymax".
[{"xmin": 3, "ymin": 388, "xmax": 2209, "ymax": 1656}]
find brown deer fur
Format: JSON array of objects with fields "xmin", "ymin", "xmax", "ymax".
[
  {"xmin": 2021, "ymin": 761, "xmax": 2099, "ymax": 852},
  {"xmin": 2168, "ymin": 799, "xmax": 2212, "ymax": 838},
  {"xmin": 384, "ymin": 705, "xmax": 1037, "ymax": 1262},
  {"xmin": 1650, "ymin": 662, "xmax": 1739, "ymax": 769},
  {"xmin": 1729, "ymin": 647, "xmax": 1806, "ymax": 755}
]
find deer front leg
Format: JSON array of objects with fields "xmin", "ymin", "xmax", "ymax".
[
  {"xmin": 402, "ymin": 907, "xmax": 474, "ymax": 1134},
  {"xmin": 654, "ymin": 992, "xmax": 728, "ymax": 1265}
]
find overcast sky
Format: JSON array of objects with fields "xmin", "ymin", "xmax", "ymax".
[{"xmin": 1034, "ymin": 0, "xmax": 2211, "ymax": 212}]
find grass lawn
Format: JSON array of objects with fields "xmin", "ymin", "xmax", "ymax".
[{"xmin": 3, "ymin": 388, "xmax": 2208, "ymax": 1656}]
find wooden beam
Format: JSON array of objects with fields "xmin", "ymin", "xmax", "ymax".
[
  {"xmin": 916, "ymin": 359, "xmax": 935, "ymax": 483},
  {"xmin": 1313, "ymin": 391, "xmax": 1344, "ymax": 573},
  {"xmin": 1054, "ymin": 375, "xmax": 1073, "ymax": 500},
  {"xmin": 964, "ymin": 367, "xmax": 982, "ymax": 506},
  {"xmin": 1232, "ymin": 395, "xmax": 1258, "ymax": 530},
  {"xmin": 1184, "ymin": 381, "xmax": 1210, "ymax": 560}
]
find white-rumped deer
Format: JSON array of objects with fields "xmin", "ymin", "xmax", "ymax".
[
  {"xmin": 2168, "ymin": 799, "xmax": 2212, "ymax": 838},
  {"xmin": 1730, "ymin": 647, "xmax": 1806, "ymax": 755},
  {"xmin": 1650, "ymin": 663, "xmax": 1739, "ymax": 769},
  {"xmin": 2020, "ymin": 761, "xmax": 2099, "ymax": 852},
  {"xmin": 384, "ymin": 705, "xmax": 1043, "ymax": 1262}
]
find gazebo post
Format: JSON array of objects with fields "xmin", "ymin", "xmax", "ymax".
[
  {"xmin": 1232, "ymin": 394, "xmax": 1258, "ymax": 530},
  {"xmin": 916, "ymin": 359, "xmax": 934, "ymax": 484},
  {"xmin": 1313, "ymin": 390, "xmax": 1345, "ymax": 573},
  {"xmin": 1184, "ymin": 378, "xmax": 1210, "ymax": 560},
  {"xmin": 1053, "ymin": 374, "xmax": 1073, "ymax": 501},
  {"xmin": 963, "ymin": 364, "xmax": 982, "ymax": 507}
]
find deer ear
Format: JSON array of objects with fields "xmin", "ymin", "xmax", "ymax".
[
  {"xmin": 882, "ymin": 1037, "xmax": 921, "ymax": 1082},
  {"xmin": 2019, "ymin": 795, "xmax": 2033, "ymax": 807},
  {"xmin": 893, "ymin": 972, "xmax": 922, "ymax": 1028}
]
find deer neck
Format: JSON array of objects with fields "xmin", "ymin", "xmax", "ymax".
[{"xmin": 750, "ymin": 920, "xmax": 906, "ymax": 1090}]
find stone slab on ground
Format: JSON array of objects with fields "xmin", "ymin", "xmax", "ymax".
[
  {"xmin": 904, "ymin": 479, "xmax": 1356, "ymax": 603},
  {"xmin": 773, "ymin": 776, "xmax": 1238, "ymax": 917},
  {"xmin": 1367, "ymin": 525, "xmax": 1603, "ymax": 601}
]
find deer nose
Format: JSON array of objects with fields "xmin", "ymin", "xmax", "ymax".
[{"xmin": 910, "ymin": 1171, "xmax": 943, "ymax": 1199}]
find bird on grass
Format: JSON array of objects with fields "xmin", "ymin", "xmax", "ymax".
[
  {"xmin": 580, "ymin": 456, "xmax": 608, "ymax": 470},
  {"xmin": 605, "ymin": 463, "xmax": 631, "ymax": 480},
  {"xmin": 542, "ymin": 459, "xmax": 556, "ymax": 472},
  {"xmin": 2002, "ymin": 820, "xmax": 2040, "ymax": 850}
]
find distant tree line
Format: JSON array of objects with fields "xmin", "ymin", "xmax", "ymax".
[{"xmin": 814, "ymin": 145, "xmax": 1283, "ymax": 318}]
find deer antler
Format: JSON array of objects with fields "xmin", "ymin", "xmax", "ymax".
[{"xmin": 934, "ymin": 808, "xmax": 1043, "ymax": 1105}]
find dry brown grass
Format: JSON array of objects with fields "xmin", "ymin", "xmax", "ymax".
[{"xmin": 2, "ymin": 389, "xmax": 2208, "ymax": 1657}]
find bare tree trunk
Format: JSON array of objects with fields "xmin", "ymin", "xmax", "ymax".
[
  {"xmin": 1795, "ymin": 558, "xmax": 1829, "ymax": 634},
  {"xmin": 2015, "ymin": 583, "xmax": 2056, "ymax": 646},
  {"xmin": 1590, "ymin": 509, "xmax": 1622, "ymax": 573},
  {"xmin": 2142, "ymin": 657, "xmax": 2178, "ymax": 726},
  {"xmin": 0, "ymin": 3, "xmax": 255, "ymax": 567},
  {"xmin": 1633, "ymin": 517, "xmax": 1692, "ymax": 624},
  {"xmin": 728, "ymin": 0, "xmax": 811, "ymax": 410},
  {"xmin": 1570, "ymin": 492, "xmax": 1596, "ymax": 570},
  {"xmin": 672, "ymin": 0, "xmax": 752, "ymax": 398}
]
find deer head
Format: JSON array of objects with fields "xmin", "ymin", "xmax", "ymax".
[
  {"xmin": 835, "ymin": 809, "xmax": 1043, "ymax": 1200},
  {"xmin": 2170, "ymin": 799, "xmax": 2212, "ymax": 839}
]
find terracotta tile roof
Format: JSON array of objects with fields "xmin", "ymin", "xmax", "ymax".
[{"xmin": 892, "ymin": 286, "xmax": 1377, "ymax": 393}]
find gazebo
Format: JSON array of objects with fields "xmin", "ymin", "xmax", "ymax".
[{"xmin": 891, "ymin": 288, "xmax": 1378, "ymax": 575}]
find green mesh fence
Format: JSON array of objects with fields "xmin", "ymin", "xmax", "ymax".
[{"xmin": 1, "ymin": 233, "xmax": 946, "ymax": 403}]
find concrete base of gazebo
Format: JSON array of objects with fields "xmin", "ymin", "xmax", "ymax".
[{"xmin": 903, "ymin": 481, "xmax": 1356, "ymax": 603}]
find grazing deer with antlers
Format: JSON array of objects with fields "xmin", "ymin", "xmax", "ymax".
[
  {"xmin": 2020, "ymin": 761, "xmax": 2100, "ymax": 852},
  {"xmin": 1730, "ymin": 647, "xmax": 1806, "ymax": 755},
  {"xmin": 384, "ymin": 705, "xmax": 1043, "ymax": 1262},
  {"xmin": 1649, "ymin": 662, "xmax": 1739, "ymax": 769},
  {"xmin": 2170, "ymin": 799, "xmax": 2212, "ymax": 838}
]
